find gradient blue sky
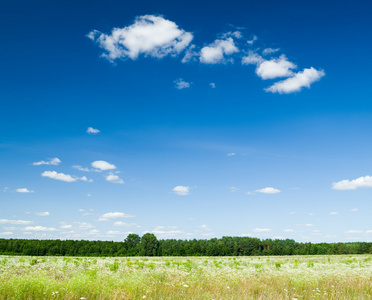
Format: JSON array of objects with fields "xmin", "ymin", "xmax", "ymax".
[{"xmin": 1, "ymin": 0, "xmax": 372, "ymax": 242}]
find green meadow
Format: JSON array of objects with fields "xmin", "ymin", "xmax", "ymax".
[{"xmin": 1, "ymin": 255, "xmax": 372, "ymax": 299}]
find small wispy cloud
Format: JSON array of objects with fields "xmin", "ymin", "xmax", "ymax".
[
  {"xmin": 228, "ymin": 186, "xmax": 239, "ymax": 192},
  {"xmin": 16, "ymin": 188, "xmax": 34, "ymax": 193},
  {"xmin": 24, "ymin": 226, "xmax": 58, "ymax": 232},
  {"xmin": 174, "ymin": 78, "xmax": 191, "ymax": 89},
  {"xmin": 209, "ymin": 82, "xmax": 216, "ymax": 88},
  {"xmin": 252, "ymin": 228, "xmax": 271, "ymax": 232},
  {"xmin": 172, "ymin": 185, "xmax": 190, "ymax": 196},
  {"xmin": 351, "ymin": 208, "xmax": 359, "ymax": 212},
  {"xmin": 227, "ymin": 152, "xmax": 236, "ymax": 156},
  {"xmin": 255, "ymin": 187, "xmax": 281, "ymax": 194},
  {"xmin": 33, "ymin": 158, "xmax": 61, "ymax": 166},
  {"xmin": 87, "ymin": 127, "xmax": 100, "ymax": 134},
  {"xmin": 105, "ymin": 173, "xmax": 124, "ymax": 184},
  {"xmin": 35, "ymin": 212, "xmax": 50, "ymax": 216},
  {"xmin": 330, "ymin": 212, "xmax": 339, "ymax": 215},
  {"xmin": 0, "ymin": 219, "xmax": 33, "ymax": 225},
  {"xmin": 41, "ymin": 171, "xmax": 91, "ymax": 183},
  {"xmin": 98, "ymin": 212, "xmax": 135, "ymax": 221},
  {"xmin": 72, "ymin": 165, "xmax": 90, "ymax": 172}
]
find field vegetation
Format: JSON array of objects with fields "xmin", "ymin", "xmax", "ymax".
[{"xmin": 1, "ymin": 254, "xmax": 372, "ymax": 299}]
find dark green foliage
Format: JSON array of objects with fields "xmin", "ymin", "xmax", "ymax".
[{"xmin": 0, "ymin": 237, "xmax": 371, "ymax": 257}]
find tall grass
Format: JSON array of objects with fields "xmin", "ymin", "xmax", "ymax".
[{"xmin": 1, "ymin": 255, "xmax": 372, "ymax": 299}]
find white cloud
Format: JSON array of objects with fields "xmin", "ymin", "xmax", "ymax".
[
  {"xmin": 87, "ymin": 127, "xmax": 100, "ymax": 134},
  {"xmin": 98, "ymin": 212, "xmax": 135, "ymax": 221},
  {"xmin": 227, "ymin": 152, "xmax": 236, "ymax": 156},
  {"xmin": 366, "ymin": 230, "xmax": 372, "ymax": 234},
  {"xmin": 172, "ymin": 185, "xmax": 190, "ymax": 196},
  {"xmin": 252, "ymin": 228, "xmax": 271, "ymax": 232},
  {"xmin": 32, "ymin": 157, "xmax": 61, "ymax": 166},
  {"xmin": 72, "ymin": 165, "xmax": 90, "ymax": 172},
  {"xmin": 41, "ymin": 171, "xmax": 76, "ymax": 182},
  {"xmin": 0, "ymin": 219, "xmax": 33, "ymax": 225},
  {"xmin": 284, "ymin": 229, "xmax": 294, "ymax": 232},
  {"xmin": 113, "ymin": 222, "xmax": 141, "ymax": 228},
  {"xmin": 228, "ymin": 186, "xmax": 239, "ymax": 192},
  {"xmin": 330, "ymin": 212, "xmax": 339, "ymax": 215},
  {"xmin": 1, "ymin": 232, "xmax": 13, "ymax": 236},
  {"xmin": 247, "ymin": 35, "xmax": 257, "ymax": 45},
  {"xmin": 3, "ymin": 187, "xmax": 8, "ymax": 192},
  {"xmin": 351, "ymin": 208, "xmax": 359, "ymax": 212},
  {"xmin": 241, "ymin": 51, "xmax": 264, "ymax": 65},
  {"xmin": 181, "ymin": 44, "xmax": 198, "ymax": 63},
  {"xmin": 107, "ymin": 230, "xmax": 121, "ymax": 235},
  {"xmin": 255, "ymin": 187, "xmax": 281, "ymax": 194},
  {"xmin": 24, "ymin": 226, "xmax": 57, "ymax": 232},
  {"xmin": 16, "ymin": 188, "xmax": 34, "ymax": 193},
  {"xmin": 262, "ymin": 48, "xmax": 280, "ymax": 55},
  {"xmin": 332, "ymin": 175, "xmax": 372, "ymax": 190},
  {"xmin": 174, "ymin": 78, "xmax": 191, "ymax": 89},
  {"xmin": 209, "ymin": 82, "xmax": 216, "ymax": 88},
  {"xmin": 60, "ymin": 225, "xmax": 72, "ymax": 229},
  {"xmin": 265, "ymin": 67, "xmax": 325, "ymax": 94},
  {"xmin": 35, "ymin": 212, "xmax": 50, "ymax": 216},
  {"xmin": 241, "ymin": 233, "xmax": 251, "ymax": 237},
  {"xmin": 88, "ymin": 15, "xmax": 193, "ymax": 61},
  {"xmin": 256, "ymin": 55, "xmax": 296, "ymax": 79},
  {"xmin": 41, "ymin": 171, "xmax": 90, "ymax": 183},
  {"xmin": 345, "ymin": 230, "xmax": 363, "ymax": 234},
  {"xmin": 305, "ymin": 224, "xmax": 314, "ymax": 227},
  {"xmin": 91, "ymin": 160, "xmax": 117, "ymax": 171},
  {"xmin": 88, "ymin": 229, "xmax": 100, "ymax": 235},
  {"xmin": 80, "ymin": 176, "xmax": 93, "ymax": 183},
  {"xmin": 105, "ymin": 174, "xmax": 124, "ymax": 184},
  {"xmin": 198, "ymin": 224, "xmax": 211, "ymax": 230},
  {"xmin": 200, "ymin": 37, "xmax": 239, "ymax": 64}
]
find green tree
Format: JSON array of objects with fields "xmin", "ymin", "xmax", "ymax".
[{"xmin": 140, "ymin": 233, "xmax": 159, "ymax": 256}]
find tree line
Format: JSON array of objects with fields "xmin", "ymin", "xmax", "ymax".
[{"xmin": 1, "ymin": 234, "xmax": 372, "ymax": 257}]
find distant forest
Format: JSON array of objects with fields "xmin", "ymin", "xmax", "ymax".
[{"xmin": 1, "ymin": 234, "xmax": 372, "ymax": 256}]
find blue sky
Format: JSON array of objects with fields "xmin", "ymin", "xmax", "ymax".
[{"xmin": 1, "ymin": 0, "xmax": 372, "ymax": 242}]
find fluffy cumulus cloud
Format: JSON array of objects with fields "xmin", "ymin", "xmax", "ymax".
[
  {"xmin": 255, "ymin": 187, "xmax": 281, "ymax": 194},
  {"xmin": 265, "ymin": 67, "xmax": 325, "ymax": 94},
  {"xmin": 98, "ymin": 212, "xmax": 135, "ymax": 221},
  {"xmin": 87, "ymin": 127, "xmax": 100, "ymax": 134},
  {"xmin": 242, "ymin": 53, "xmax": 296, "ymax": 79},
  {"xmin": 88, "ymin": 15, "xmax": 193, "ymax": 61},
  {"xmin": 332, "ymin": 175, "xmax": 372, "ymax": 190},
  {"xmin": 256, "ymin": 55, "xmax": 297, "ymax": 79},
  {"xmin": 32, "ymin": 158, "xmax": 61, "ymax": 166},
  {"xmin": 174, "ymin": 78, "xmax": 191, "ymax": 89},
  {"xmin": 16, "ymin": 188, "xmax": 34, "ymax": 193},
  {"xmin": 41, "ymin": 171, "xmax": 91, "ymax": 183},
  {"xmin": 200, "ymin": 37, "xmax": 239, "ymax": 64},
  {"xmin": 91, "ymin": 160, "xmax": 116, "ymax": 171},
  {"xmin": 105, "ymin": 174, "xmax": 124, "ymax": 184},
  {"xmin": 172, "ymin": 185, "xmax": 190, "ymax": 196}
]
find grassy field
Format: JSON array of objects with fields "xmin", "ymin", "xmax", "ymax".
[{"xmin": 1, "ymin": 255, "xmax": 372, "ymax": 299}]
